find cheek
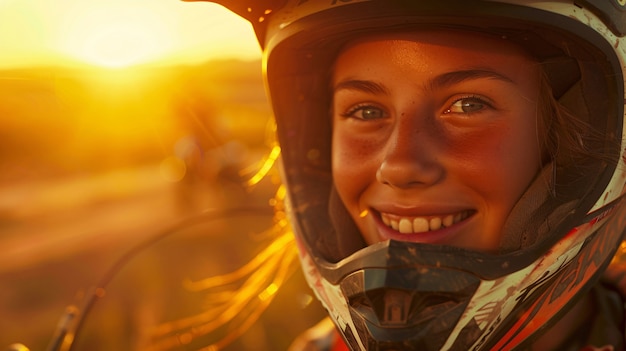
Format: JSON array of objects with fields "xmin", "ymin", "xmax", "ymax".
[
  {"xmin": 332, "ymin": 128, "xmax": 381, "ymax": 203},
  {"xmin": 451, "ymin": 121, "xmax": 542, "ymax": 206}
]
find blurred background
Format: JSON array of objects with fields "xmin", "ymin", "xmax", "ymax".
[{"xmin": 0, "ymin": 1, "xmax": 326, "ymax": 350}]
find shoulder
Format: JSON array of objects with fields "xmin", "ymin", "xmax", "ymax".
[
  {"xmin": 598, "ymin": 260, "xmax": 626, "ymax": 329},
  {"xmin": 582, "ymin": 260, "xmax": 626, "ymax": 350}
]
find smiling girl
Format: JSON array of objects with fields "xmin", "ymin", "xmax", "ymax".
[
  {"xmin": 331, "ymin": 30, "xmax": 545, "ymax": 252},
  {"xmin": 188, "ymin": 1, "xmax": 626, "ymax": 350}
]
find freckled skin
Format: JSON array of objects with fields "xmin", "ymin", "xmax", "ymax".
[{"xmin": 331, "ymin": 30, "xmax": 543, "ymax": 252}]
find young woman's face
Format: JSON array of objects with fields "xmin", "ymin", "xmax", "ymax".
[{"xmin": 331, "ymin": 30, "xmax": 543, "ymax": 252}]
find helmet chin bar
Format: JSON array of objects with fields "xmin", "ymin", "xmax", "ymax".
[
  {"xmin": 296, "ymin": 199, "xmax": 626, "ymax": 351},
  {"xmin": 341, "ymin": 265, "xmax": 480, "ymax": 350}
]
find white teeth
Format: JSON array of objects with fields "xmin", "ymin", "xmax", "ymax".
[
  {"xmin": 382, "ymin": 216, "xmax": 390, "ymax": 226},
  {"xmin": 381, "ymin": 211, "xmax": 471, "ymax": 234},
  {"xmin": 399, "ymin": 219, "xmax": 413, "ymax": 233},
  {"xmin": 413, "ymin": 218, "xmax": 429, "ymax": 232},
  {"xmin": 390, "ymin": 219, "xmax": 399, "ymax": 230},
  {"xmin": 429, "ymin": 217, "xmax": 442, "ymax": 231},
  {"xmin": 443, "ymin": 215, "xmax": 454, "ymax": 227}
]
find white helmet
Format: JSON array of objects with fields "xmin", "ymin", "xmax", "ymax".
[{"xmin": 191, "ymin": 1, "xmax": 626, "ymax": 350}]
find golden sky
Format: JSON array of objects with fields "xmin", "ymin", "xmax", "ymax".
[{"xmin": 0, "ymin": 0, "xmax": 261, "ymax": 68}]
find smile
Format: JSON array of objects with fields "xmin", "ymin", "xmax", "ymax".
[{"xmin": 380, "ymin": 211, "xmax": 473, "ymax": 234}]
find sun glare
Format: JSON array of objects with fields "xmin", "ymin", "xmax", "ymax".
[
  {"xmin": 0, "ymin": 1, "xmax": 260, "ymax": 69},
  {"xmin": 57, "ymin": 4, "xmax": 176, "ymax": 68},
  {"xmin": 75, "ymin": 21, "xmax": 168, "ymax": 68}
]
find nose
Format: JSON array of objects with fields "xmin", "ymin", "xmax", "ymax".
[{"xmin": 376, "ymin": 121, "xmax": 444, "ymax": 189}]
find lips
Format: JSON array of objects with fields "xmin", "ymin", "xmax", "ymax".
[{"xmin": 380, "ymin": 210, "xmax": 473, "ymax": 234}]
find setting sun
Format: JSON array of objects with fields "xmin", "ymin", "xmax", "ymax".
[
  {"xmin": 0, "ymin": 0, "xmax": 261, "ymax": 68},
  {"xmin": 58, "ymin": 5, "xmax": 175, "ymax": 68},
  {"xmin": 56, "ymin": 5, "xmax": 175, "ymax": 68}
]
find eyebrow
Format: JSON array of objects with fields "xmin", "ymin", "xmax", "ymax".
[
  {"xmin": 333, "ymin": 79, "xmax": 390, "ymax": 95},
  {"xmin": 333, "ymin": 69, "xmax": 515, "ymax": 95},
  {"xmin": 429, "ymin": 69, "xmax": 515, "ymax": 90}
]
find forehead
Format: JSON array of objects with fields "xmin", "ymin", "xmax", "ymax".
[
  {"xmin": 342, "ymin": 28, "xmax": 534, "ymax": 57},
  {"xmin": 333, "ymin": 29, "xmax": 540, "ymax": 85},
  {"xmin": 335, "ymin": 29, "xmax": 536, "ymax": 68}
]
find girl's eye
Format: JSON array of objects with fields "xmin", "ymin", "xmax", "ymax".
[
  {"xmin": 343, "ymin": 104, "xmax": 386, "ymax": 120},
  {"xmin": 444, "ymin": 96, "xmax": 490, "ymax": 114}
]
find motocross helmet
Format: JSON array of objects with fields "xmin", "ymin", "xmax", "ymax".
[{"xmin": 188, "ymin": 1, "xmax": 626, "ymax": 350}]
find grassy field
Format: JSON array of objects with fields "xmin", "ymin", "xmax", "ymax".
[{"xmin": 0, "ymin": 61, "xmax": 327, "ymax": 351}]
